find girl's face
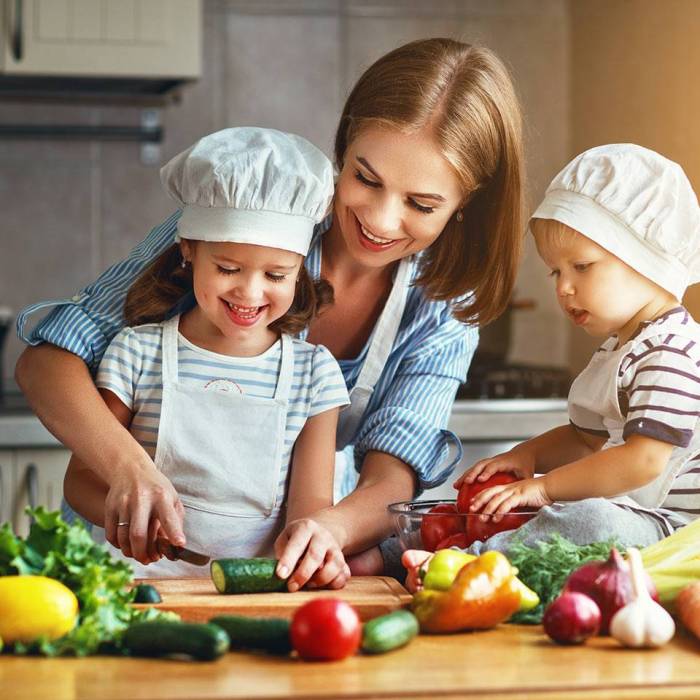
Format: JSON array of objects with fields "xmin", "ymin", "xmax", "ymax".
[
  {"xmin": 181, "ymin": 240, "xmax": 302, "ymax": 346},
  {"xmin": 332, "ymin": 125, "xmax": 465, "ymax": 268},
  {"xmin": 533, "ymin": 222, "xmax": 668, "ymax": 344}
]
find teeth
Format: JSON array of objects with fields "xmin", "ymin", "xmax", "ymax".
[
  {"xmin": 360, "ymin": 224, "xmax": 393, "ymax": 245},
  {"xmin": 226, "ymin": 301, "xmax": 259, "ymax": 317}
]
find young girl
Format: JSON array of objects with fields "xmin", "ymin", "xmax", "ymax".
[
  {"xmin": 452, "ymin": 143, "xmax": 700, "ymax": 554},
  {"xmin": 64, "ymin": 127, "xmax": 350, "ymax": 585}
]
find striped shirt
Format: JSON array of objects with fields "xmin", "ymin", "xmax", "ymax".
[
  {"xmin": 96, "ymin": 323, "xmax": 349, "ymax": 505},
  {"xmin": 570, "ymin": 307, "xmax": 700, "ymax": 525},
  {"xmin": 17, "ymin": 210, "xmax": 476, "ymax": 492}
]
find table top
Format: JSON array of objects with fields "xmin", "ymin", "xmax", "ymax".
[{"xmin": 3, "ymin": 623, "xmax": 700, "ymax": 700}]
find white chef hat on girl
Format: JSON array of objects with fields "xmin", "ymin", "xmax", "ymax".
[
  {"xmin": 531, "ymin": 144, "xmax": 700, "ymax": 300},
  {"xmin": 161, "ymin": 127, "xmax": 335, "ymax": 256}
]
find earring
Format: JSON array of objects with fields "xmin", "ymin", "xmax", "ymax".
[
  {"xmin": 456, "ymin": 210, "xmax": 464, "ymax": 223},
  {"xmin": 180, "ymin": 259, "xmax": 188, "ymax": 269}
]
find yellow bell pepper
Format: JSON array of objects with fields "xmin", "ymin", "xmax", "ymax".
[
  {"xmin": 411, "ymin": 551, "xmax": 521, "ymax": 633},
  {"xmin": 421, "ymin": 549, "xmax": 476, "ymax": 591}
]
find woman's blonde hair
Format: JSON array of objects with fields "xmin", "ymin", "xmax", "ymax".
[
  {"xmin": 124, "ymin": 243, "xmax": 333, "ymax": 335},
  {"xmin": 335, "ymin": 38, "xmax": 524, "ymax": 325}
]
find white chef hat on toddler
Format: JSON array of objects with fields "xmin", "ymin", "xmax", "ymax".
[
  {"xmin": 160, "ymin": 127, "xmax": 335, "ymax": 256},
  {"xmin": 531, "ymin": 144, "xmax": 700, "ymax": 300}
]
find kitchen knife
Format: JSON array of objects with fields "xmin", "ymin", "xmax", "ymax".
[{"xmin": 156, "ymin": 538, "xmax": 211, "ymax": 566}]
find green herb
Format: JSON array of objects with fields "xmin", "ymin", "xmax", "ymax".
[
  {"xmin": 507, "ymin": 534, "xmax": 619, "ymax": 624},
  {"xmin": 0, "ymin": 507, "xmax": 177, "ymax": 656}
]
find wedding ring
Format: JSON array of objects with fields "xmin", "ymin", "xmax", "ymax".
[{"xmin": 117, "ymin": 521, "xmax": 130, "ymax": 527}]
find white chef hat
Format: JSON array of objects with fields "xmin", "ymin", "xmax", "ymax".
[
  {"xmin": 160, "ymin": 127, "xmax": 335, "ymax": 256},
  {"xmin": 531, "ymin": 144, "xmax": 700, "ymax": 300}
]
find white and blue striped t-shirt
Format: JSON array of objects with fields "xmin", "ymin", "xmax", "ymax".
[
  {"xmin": 18, "ymin": 210, "xmax": 477, "ymax": 492},
  {"xmin": 96, "ymin": 323, "xmax": 349, "ymax": 506}
]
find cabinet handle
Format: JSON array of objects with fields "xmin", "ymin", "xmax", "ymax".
[
  {"xmin": 11, "ymin": 0, "xmax": 23, "ymax": 61},
  {"xmin": 25, "ymin": 463, "xmax": 38, "ymax": 522}
]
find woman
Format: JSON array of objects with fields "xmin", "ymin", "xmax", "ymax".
[{"xmin": 15, "ymin": 38, "xmax": 524, "ymax": 586}]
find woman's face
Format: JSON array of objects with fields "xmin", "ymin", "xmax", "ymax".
[{"xmin": 332, "ymin": 125, "xmax": 465, "ymax": 269}]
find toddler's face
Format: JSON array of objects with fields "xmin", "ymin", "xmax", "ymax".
[
  {"xmin": 533, "ymin": 221, "xmax": 663, "ymax": 344},
  {"xmin": 181, "ymin": 240, "xmax": 302, "ymax": 344}
]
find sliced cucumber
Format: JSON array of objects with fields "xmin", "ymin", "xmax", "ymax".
[
  {"xmin": 122, "ymin": 621, "xmax": 230, "ymax": 661},
  {"xmin": 209, "ymin": 615, "xmax": 291, "ymax": 654},
  {"xmin": 210, "ymin": 558, "xmax": 287, "ymax": 594},
  {"xmin": 361, "ymin": 609, "xmax": 419, "ymax": 654}
]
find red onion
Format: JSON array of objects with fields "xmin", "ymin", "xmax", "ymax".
[
  {"xmin": 563, "ymin": 548, "xmax": 658, "ymax": 635},
  {"xmin": 543, "ymin": 592, "xmax": 601, "ymax": 644}
]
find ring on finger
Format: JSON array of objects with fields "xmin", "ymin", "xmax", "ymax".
[{"xmin": 117, "ymin": 521, "xmax": 130, "ymax": 527}]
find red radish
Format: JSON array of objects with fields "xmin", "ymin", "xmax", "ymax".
[{"xmin": 543, "ymin": 592, "xmax": 601, "ymax": 645}]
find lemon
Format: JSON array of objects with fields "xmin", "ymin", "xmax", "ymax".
[{"xmin": 0, "ymin": 575, "xmax": 78, "ymax": 643}]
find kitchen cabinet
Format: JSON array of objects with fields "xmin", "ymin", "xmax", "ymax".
[
  {"xmin": 3, "ymin": 448, "xmax": 70, "ymax": 536},
  {"xmin": 0, "ymin": 0, "xmax": 201, "ymax": 79}
]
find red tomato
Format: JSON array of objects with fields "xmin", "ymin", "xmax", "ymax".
[
  {"xmin": 456, "ymin": 472, "xmax": 537, "ymax": 544},
  {"xmin": 290, "ymin": 599, "xmax": 361, "ymax": 661},
  {"xmin": 435, "ymin": 532, "xmax": 471, "ymax": 549},
  {"xmin": 419, "ymin": 503, "xmax": 464, "ymax": 552}
]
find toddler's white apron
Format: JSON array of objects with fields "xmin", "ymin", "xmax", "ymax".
[
  {"xmin": 568, "ymin": 315, "xmax": 700, "ymax": 515},
  {"xmin": 111, "ymin": 315, "xmax": 293, "ymax": 577}
]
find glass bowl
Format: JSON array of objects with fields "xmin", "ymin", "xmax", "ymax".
[{"xmin": 387, "ymin": 499, "xmax": 539, "ymax": 552}]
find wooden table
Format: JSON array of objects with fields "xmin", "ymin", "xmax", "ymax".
[{"xmin": 2, "ymin": 624, "xmax": 700, "ymax": 699}]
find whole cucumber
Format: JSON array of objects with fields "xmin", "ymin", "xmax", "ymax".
[
  {"xmin": 361, "ymin": 609, "xmax": 419, "ymax": 654},
  {"xmin": 122, "ymin": 621, "xmax": 230, "ymax": 661},
  {"xmin": 210, "ymin": 615, "xmax": 292, "ymax": 654},
  {"xmin": 211, "ymin": 558, "xmax": 287, "ymax": 594}
]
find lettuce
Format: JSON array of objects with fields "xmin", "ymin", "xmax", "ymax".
[{"xmin": 0, "ymin": 508, "xmax": 177, "ymax": 656}]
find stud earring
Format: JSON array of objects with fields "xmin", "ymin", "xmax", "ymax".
[
  {"xmin": 180, "ymin": 259, "xmax": 188, "ymax": 269},
  {"xmin": 455, "ymin": 210, "xmax": 464, "ymax": 223}
]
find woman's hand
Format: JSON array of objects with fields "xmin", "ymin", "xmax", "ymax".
[
  {"xmin": 104, "ymin": 465, "xmax": 186, "ymax": 565},
  {"xmin": 274, "ymin": 518, "xmax": 350, "ymax": 592},
  {"xmin": 468, "ymin": 477, "xmax": 552, "ymax": 520},
  {"xmin": 453, "ymin": 447, "xmax": 536, "ymax": 489}
]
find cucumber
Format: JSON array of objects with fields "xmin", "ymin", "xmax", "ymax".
[
  {"xmin": 209, "ymin": 615, "xmax": 291, "ymax": 654},
  {"xmin": 122, "ymin": 621, "xmax": 230, "ymax": 661},
  {"xmin": 210, "ymin": 558, "xmax": 287, "ymax": 594},
  {"xmin": 361, "ymin": 609, "xmax": 419, "ymax": 654},
  {"xmin": 132, "ymin": 583, "xmax": 162, "ymax": 604}
]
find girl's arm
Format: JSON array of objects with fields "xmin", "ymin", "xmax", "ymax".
[
  {"xmin": 16, "ymin": 346, "xmax": 185, "ymax": 561},
  {"xmin": 274, "ymin": 407, "xmax": 349, "ymax": 591}
]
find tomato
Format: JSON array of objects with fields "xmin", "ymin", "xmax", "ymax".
[
  {"xmin": 435, "ymin": 532, "xmax": 471, "ymax": 550},
  {"xmin": 290, "ymin": 599, "xmax": 361, "ymax": 661},
  {"xmin": 419, "ymin": 503, "xmax": 464, "ymax": 552},
  {"xmin": 456, "ymin": 472, "xmax": 537, "ymax": 544}
]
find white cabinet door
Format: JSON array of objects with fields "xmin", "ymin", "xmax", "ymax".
[
  {"xmin": 1, "ymin": 0, "xmax": 201, "ymax": 78},
  {"xmin": 0, "ymin": 450, "xmax": 17, "ymax": 528},
  {"xmin": 13, "ymin": 449, "xmax": 71, "ymax": 537}
]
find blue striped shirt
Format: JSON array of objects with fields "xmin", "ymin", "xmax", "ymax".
[
  {"xmin": 97, "ymin": 322, "xmax": 349, "ymax": 505},
  {"xmin": 17, "ymin": 211, "xmax": 477, "ymax": 491}
]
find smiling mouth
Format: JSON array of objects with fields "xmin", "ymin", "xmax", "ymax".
[
  {"xmin": 223, "ymin": 300, "xmax": 267, "ymax": 323},
  {"xmin": 355, "ymin": 216, "xmax": 400, "ymax": 250}
]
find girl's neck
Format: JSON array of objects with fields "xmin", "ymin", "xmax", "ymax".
[{"xmin": 178, "ymin": 307, "xmax": 279, "ymax": 357}]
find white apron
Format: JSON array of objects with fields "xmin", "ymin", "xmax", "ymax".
[
  {"xmin": 109, "ymin": 315, "xmax": 293, "ymax": 577},
  {"xmin": 568, "ymin": 316, "xmax": 700, "ymax": 513}
]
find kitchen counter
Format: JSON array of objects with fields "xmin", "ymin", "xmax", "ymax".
[
  {"xmin": 0, "ymin": 397, "xmax": 568, "ymax": 448},
  {"xmin": 2, "ymin": 624, "xmax": 700, "ymax": 699}
]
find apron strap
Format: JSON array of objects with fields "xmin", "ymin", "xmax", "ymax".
[
  {"xmin": 273, "ymin": 334, "xmax": 294, "ymax": 403},
  {"xmin": 161, "ymin": 314, "xmax": 181, "ymax": 383}
]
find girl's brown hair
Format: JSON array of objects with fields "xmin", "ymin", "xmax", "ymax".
[
  {"xmin": 335, "ymin": 38, "xmax": 524, "ymax": 325},
  {"xmin": 124, "ymin": 243, "xmax": 333, "ymax": 335}
]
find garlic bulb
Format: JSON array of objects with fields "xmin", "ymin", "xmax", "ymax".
[{"xmin": 610, "ymin": 547, "xmax": 675, "ymax": 648}]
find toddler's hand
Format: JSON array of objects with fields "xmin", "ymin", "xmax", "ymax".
[
  {"xmin": 453, "ymin": 449, "xmax": 535, "ymax": 489},
  {"xmin": 469, "ymin": 477, "xmax": 552, "ymax": 519},
  {"xmin": 274, "ymin": 518, "xmax": 349, "ymax": 592},
  {"xmin": 401, "ymin": 549, "xmax": 433, "ymax": 593}
]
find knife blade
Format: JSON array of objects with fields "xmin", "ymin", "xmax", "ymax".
[{"xmin": 156, "ymin": 538, "xmax": 211, "ymax": 566}]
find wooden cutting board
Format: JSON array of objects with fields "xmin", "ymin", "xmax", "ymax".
[{"xmin": 133, "ymin": 576, "xmax": 412, "ymax": 622}]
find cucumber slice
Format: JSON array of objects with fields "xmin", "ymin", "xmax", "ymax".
[{"xmin": 210, "ymin": 558, "xmax": 287, "ymax": 594}]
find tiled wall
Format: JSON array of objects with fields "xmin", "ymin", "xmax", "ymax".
[{"xmin": 0, "ymin": 0, "xmax": 571, "ymax": 385}]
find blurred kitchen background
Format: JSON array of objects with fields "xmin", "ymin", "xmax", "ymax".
[{"xmin": 1, "ymin": 0, "xmax": 699, "ymax": 525}]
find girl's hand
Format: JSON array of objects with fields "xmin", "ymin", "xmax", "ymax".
[
  {"xmin": 453, "ymin": 449, "xmax": 536, "ymax": 489},
  {"xmin": 274, "ymin": 518, "xmax": 349, "ymax": 592},
  {"xmin": 401, "ymin": 549, "xmax": 433, "ymax": 593},
  {"xmin": 105, "ymin": 466, "xmax": 186, "ymax": 565},
  {"xmin": 469, "ymin": 477, "xmax": 552, "ymax": 520}
]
